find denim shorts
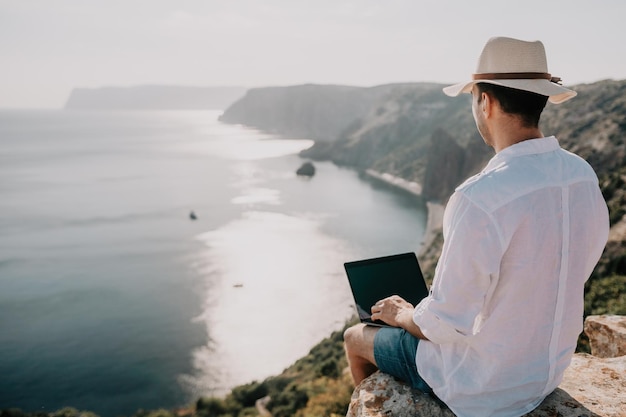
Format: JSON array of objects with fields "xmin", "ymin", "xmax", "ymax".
[{"xmin": 373, "ymin": 327, "xmax": 432, "ymax": 393}]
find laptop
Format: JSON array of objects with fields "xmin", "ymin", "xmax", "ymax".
[{"xmin": 344, "ymin": 252, "xmax": 429, "ymax": 327}]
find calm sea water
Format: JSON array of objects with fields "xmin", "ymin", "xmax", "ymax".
[{"xmin": 0, "ymin": 110, "xmax": 426, "ymax": 416}]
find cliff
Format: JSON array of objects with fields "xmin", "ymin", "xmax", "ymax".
[
  {"xmin": 219, "ymin": 79, "xmax": 625, "ymax": 203},
  {"xmin": 64, "ymin": 85, "xmax": 247, "ymax": 110},
  {"xmin": 218, "ymin": 83, "xmax": 442, "ymax": 142},
  {"xmin": 302, "ymin": 79, "xmax": 626, "ymax": 206}
]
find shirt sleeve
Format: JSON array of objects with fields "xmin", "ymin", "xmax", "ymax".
[{"xmin": 414, "ymin": 191, "xmax": 504, "ymax": 344}]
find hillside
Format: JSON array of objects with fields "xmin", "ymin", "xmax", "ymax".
[
  {"xmin": 218, "ymin": 83, "xmax": 440, "ymax": 142},
  {"xmin": 300, "ymin": 84, "xmax": 486, "ymax": 202},
  {"xmin": 220, "ymin": 80, "xmax": 625, "ymax": 195},
  {"xmin": 64, "ymin": 85, "xmax": 247, "ymax": 110}
]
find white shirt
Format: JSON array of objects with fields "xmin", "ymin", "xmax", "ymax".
[{"xmin": 413, "ymin": 137, "xmax": 609, "ymax": 417}]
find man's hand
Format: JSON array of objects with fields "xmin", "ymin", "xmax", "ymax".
[{"xmin": 371, "ymin": 295, "xmax": 429, "ymax": 340}]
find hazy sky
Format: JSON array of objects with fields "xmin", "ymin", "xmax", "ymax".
[{"xmin": 2, "ymin": 0, "xmax": 625, "ymax": 108}]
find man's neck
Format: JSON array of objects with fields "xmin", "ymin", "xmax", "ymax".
[{"xmin": 492, "ymin": 115, "xmax": 543, "ymax": 153}]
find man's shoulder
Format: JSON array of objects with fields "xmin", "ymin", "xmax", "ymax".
[
  {"xmin": 454, "ymin": 144, "xmax": 599, "ymax": 213},
  {"xmin": 453, "ymin": 160, "xmax": 525, "ymax": 211}
]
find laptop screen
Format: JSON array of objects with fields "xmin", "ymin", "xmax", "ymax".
[{"xmin": 344, "ymin": 252, "xmax": 429, "ymax": 326}]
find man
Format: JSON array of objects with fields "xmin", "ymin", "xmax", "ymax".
[{"xmin": 343, "ymin": 37, "xmax": 609, "ymax": 417}]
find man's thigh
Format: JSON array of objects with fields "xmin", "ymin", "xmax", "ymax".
[
  {"xmin": 373, "ymin": 326, "xmax": 431, "ymax": 392},
  {"xmin": 344, "ymin": 323, "xmax": 380, "ymax": 364}
]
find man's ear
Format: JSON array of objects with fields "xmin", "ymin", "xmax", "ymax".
[{"xmin": 482, "ymin": 92, "xmax": 493, "ymax": 117}]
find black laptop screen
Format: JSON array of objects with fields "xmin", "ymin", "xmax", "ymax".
[{"xmin": 344, "ymin": 252, "xmax": 429, "ymax": 325}]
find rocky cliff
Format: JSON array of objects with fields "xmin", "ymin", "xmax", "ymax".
[{"xmin": 220, "ymin": 79, "xmax": 625, "ymax": 205}]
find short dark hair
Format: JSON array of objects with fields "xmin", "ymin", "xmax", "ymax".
[{"xmin": 476, "ymin": 83, "xmax": 548, "ymax": 127}]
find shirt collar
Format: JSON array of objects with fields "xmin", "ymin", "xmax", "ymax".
[{"xmin": 483, "ymin": 136, "xmax": 559, "ymax": 172}]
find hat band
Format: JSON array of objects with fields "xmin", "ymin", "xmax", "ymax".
[{"xmin": 473, "ymin": 72, "xmax": 562, "ymax": 84}]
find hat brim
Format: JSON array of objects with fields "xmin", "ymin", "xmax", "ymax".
[{"xmin": 443, "ymin": 79, "xmax": 577, "ymax": 104}]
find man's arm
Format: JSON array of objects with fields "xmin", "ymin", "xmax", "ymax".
[{"xmin": 370, "ymin": 295, "xmax": 429, "ymax": 340}]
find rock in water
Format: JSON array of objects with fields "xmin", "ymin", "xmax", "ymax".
[{"xmin": 296, "ymin": 161, "xmax": 316, "ymax": 177}]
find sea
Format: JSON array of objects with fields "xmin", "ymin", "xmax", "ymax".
[{"xmin": 0, "ymin": 109, "xmax": 427, "ymax": 416}]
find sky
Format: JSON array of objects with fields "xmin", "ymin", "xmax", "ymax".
[{"xmin": 1, "ymin": 0, "xmax": 625, "ymax": 108}]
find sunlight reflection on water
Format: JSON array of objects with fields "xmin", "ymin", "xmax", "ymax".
[
  {"xmin": 231, "ymin": 187, "xmax": 281, "ymax": 205},
  {"xmin": 188, "ymin": 211, "xmax": 355, "ymax": 394}
]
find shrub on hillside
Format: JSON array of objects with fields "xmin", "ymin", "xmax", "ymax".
[{"xmin": 266, "ymin": 383, "xmax": 309, "ymax": 417}]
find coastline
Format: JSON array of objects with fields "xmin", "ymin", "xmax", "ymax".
[
  {"xmin": 420, "ymin": 201, "xmax": 445, "ymax": 256},
  {"xmin": 364, "ymin": 169, "xmax": 444, "ymax": 256},
  {"xmin": 365, "ymin": 169, "xmax": 422, "ymax": 196}
]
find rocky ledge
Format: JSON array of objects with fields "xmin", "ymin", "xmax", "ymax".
[{"xmin": 347, "ymin": 315, "xmax": 626, "ymax": 417}]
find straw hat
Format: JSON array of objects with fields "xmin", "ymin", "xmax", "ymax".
[{"xmin": 443, "ymin": 37, "xmax": 576, "ymax": 104}]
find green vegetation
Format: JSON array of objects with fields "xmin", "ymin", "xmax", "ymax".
[
  {"xmin": 585, "ymin": 274, "xmax": 626, "ymax": 316},
  {"xmin": 599, "ymin": 168, "xmax": 626, "ymax": 226},
  {"xmin": 579, "ymin": 165, "xmax": 626, "ymax": 352}
]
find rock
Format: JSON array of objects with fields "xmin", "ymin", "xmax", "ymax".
[
  {"xmin": 346, "ymin": 371, "xmax": 454, "ymax": 417},
  {"xmin": 551, "ymin": 353, "xmax": 626, "ymax": 417},
  {"xmin": 347, "ymin": 315, "xmax": 626, "ymax": 417},
  {"xmin": 584, "ymin": 315, "xmax": 626, "ymax": 358},
  {"xmin": 347, "ymin": 354, "xmax": 626, "ymax": 417},
  {"xmin": 296, "ymin": 161, "xmax": 316, "ymax": 177}
]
